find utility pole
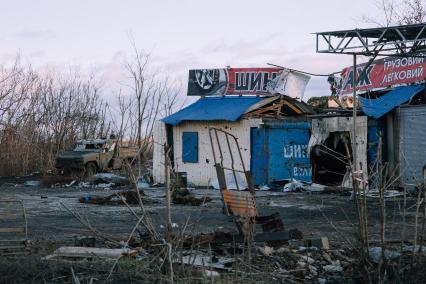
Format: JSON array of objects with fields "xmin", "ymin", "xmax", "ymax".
[{"xmin": 352, "ymin": 54, "xmax": 357, "ymax": 172}]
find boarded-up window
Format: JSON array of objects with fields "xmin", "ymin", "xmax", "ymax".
[{"xmin": 182, "ymin": 132, "xmax": 198, "ymax": 163}]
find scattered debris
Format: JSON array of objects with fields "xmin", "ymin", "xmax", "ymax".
[
  {"xmin": 211, "ymin": 172, "xmax": 248, "ymax": 191},
  {"xmin": 65, "ymin": 180, "xmax": 77, "ymax": 187},
  {"xmin": 258, "ymin": 246, "xmax": 274, "ymax": 256},
  {"xmin": 308, "ymin": 236, "xmax": 330, "ymax": 250},
  {"xmin": 258, "ymin": 184, "xmax": 270, "ymax": 191},
  {"xmin": 93, "ymin": 173, "xmax": 129, "ymax": 186},
  {"xmin": 323, "ymin": 260, "xmax": 343, "ymax": 273},
  {"xmin": 176, "ymin": 253, "xmax": 234, "ymax": 271},
  {"xmin": 364, "ymin": 189, "xmax": 404, "ymax": 198},
  {"xmin": 283, "ymin": 179, "xmax": 307, "ymax": 192},
  {"xmin": 43, "ymin": 246, "xmax": 138, "ymax": 260},
  {"xmin": 136, "ymin": 178, "xmax": 150, "ymax": 190},
  {"xmin": 79, "ymin": 190, "xmax": 146, "ymax": 205},
  {"xmin": 172, "ymin": 188, "xmax": 212, "ymax": 206},
  {"xmin": 369, "ymin": 246, "xmax": 401, "ymax": 263},
  {"xmin": 24, "ymin": 180, "xmax": 40, "ymax": 187}
]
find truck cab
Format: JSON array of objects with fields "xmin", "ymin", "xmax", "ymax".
[{"xmin": 55, "ymin": 137, "xmax": 118, "ymax": 177}]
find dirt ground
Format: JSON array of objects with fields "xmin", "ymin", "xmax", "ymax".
[
  {"xmin": 0, "ymin": 179, "xmax": 424, "ymax": 283},
  {"xmin": 0, "ymin": 183, "xmax": 418, "ymax": 244}
]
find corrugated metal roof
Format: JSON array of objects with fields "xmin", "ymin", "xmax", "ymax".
[
  {"xmin": 162, "ymin": 96, "xmax": 264, "ymax": 125},
  {"xmin": 359, "ymin": 85, "xmax": 425, "ymax": 118}
]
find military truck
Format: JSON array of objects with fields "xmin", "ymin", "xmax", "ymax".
[{"xmin": 55, "ymin": 136, "xmax": 138, "ymax": 178}]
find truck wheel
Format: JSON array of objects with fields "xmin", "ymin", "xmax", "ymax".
[{"xmin": 84, "ymin": 163, "xmax": 97, "ymax": 179}]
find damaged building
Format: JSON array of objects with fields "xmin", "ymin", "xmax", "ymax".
[
  {"xmin": 153, "ymin": 95, "xmax": 313, "ymax": 187},
  {"xmin": 153, "ymin": 67, "xmax": 315, "ymax": 187},
  {"xmin": 153, "ymin": 60, "xmax": 426, "ymax": 192}
]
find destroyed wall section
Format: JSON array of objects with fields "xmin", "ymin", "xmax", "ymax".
[
  {"xmin": 309, "ymin": 116, "xmax": 368, "ymax": 186},
  {"xmin": 172, "ymin": 119, "xmax": 262, "ymax": 187},
  {"xmin": 152, "ymin": 120, "xmax": 167, "ymax": 184}
]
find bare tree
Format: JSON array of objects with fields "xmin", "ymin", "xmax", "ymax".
[
  {"xmin": 363, "ymin": 0, "xmax": 426, "ymax": 26},
  {"xmin": 124, "ymin": 43, "xmax": 182, "ymax": 171}
]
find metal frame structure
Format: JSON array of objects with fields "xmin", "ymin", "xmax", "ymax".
[
  {"xmin": 316, "ymin": 23, "xmax": 426, "ymax": 56},
  {"xmin": 316, "ymin": 23, "xmax": 426, "ymax": 174},
  {"xmin": 208, "ymin": 127, "xmax": 284, "ymax": 237}
]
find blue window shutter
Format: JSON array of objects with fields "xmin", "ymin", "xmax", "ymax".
[{"xmin": 182, "ymin": 132, "xmax": 198, "ymax": 163}]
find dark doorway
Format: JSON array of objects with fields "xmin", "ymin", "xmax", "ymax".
[{"xmin": 311, "ymin": 131, "xmax": 352, "ymax": 185}]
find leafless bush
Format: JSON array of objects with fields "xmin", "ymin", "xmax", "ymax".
[{"xmin": 0, "ymin": 56, "xmax": 110, "ymax": 176}]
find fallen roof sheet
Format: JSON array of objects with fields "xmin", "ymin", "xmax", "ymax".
[
  {"xmin": 162, "ymin": 96, "xmax": 264, "ymax": 125},
  {"xmin": 359, "ymin": 84, "xmax": 425, "ymax": 118}
]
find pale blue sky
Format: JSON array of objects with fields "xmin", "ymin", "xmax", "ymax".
[{"xmin": 0, "ymin": 0, "xmax": 380, "ymax": 100}]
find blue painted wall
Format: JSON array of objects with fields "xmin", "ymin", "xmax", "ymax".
[
  {"xmin": 367, "ymin": 118, "xmax": 385, "ymax": 168},
  {"xmin": 182, "ymin": 132, "xmax": 198, "ymax": 163},
  {"xmin": 251, "ymin": 121, "xmax": 311, "ymax": 185}
]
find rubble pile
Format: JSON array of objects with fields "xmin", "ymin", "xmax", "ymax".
[
  {"xmin": 172, "ymin": 187, "xmax": 212, "ymax": 206},
  {"xmin": 79, "ymin": 190, "xmax": 148, "ymax": 205}
]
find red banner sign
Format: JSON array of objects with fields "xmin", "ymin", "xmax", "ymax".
[
  {"xmin": 187, "ymin": 67, "xmax": 281, "ymax": 96},
  {"xmin": 339, "ymin": 56, "xmax": 426, "ymax": 95}
]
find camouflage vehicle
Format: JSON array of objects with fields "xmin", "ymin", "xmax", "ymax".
[{"xmin": 55, "ymin": 136, "xmax": 138, "ymax": 177}]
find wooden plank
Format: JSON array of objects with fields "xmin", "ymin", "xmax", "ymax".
[
  {"xmin": 0, "ymin": 212, "xmax": 22, "ymax": 219},
  {"xmin": 0, "ymin": 239, "xmax": 27, "ymax": 243},
  {"xmin": 281, "ymin": 99, "xmax": 302, "ymax": 114},
  {"xmin": 0, "ymin": 227, "xmax": 25, "ymax": 233},
  {"xmin": 44, "ymin": 246, "xmax": 138, "ymax": 260},
  {"xmin": 0, "ymin": 245, "xmax": 26, "ymax": 250}
]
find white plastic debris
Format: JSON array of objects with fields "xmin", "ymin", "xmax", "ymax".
[
  {"xmin": 307, "ymin": 183, "xmax": 326, "ymax": 192},
  {"xmin": 78, "ymin": 182, "xmax": 91, "ymax": 188},
  {"xmin": 178, "ymin": 254, "xmax": 234, "ymax": 270},
  {"xmin": 65, "ymin": 180, "xmax": 77, "ymax": 187},
  {"xmin": 203, "ymin": 269, "xmax": 220, "ymax": 278},
  {"xmin": 94, "ymin": 173, "xmax": 125, "ymax": 180},
  {"xmin": 403, "ymin": 245, "xmax": 426, "ymax": 256},
  {"xmin": 258, "ymin": 246, "xmax": 274, "ymax": 256},
  {"xmin": 136, "ymin": 179, "xmax": 150, "ymax": 190},
  {"xmin": 24, "ymin": 180, "xmax": 40, "ymax": 187},
  {"xmin": 365, "ymin": 190, "xmax": 403, "ymax": 198},
  {"xmin": 258, "ymin": 184, "xmax": 270, "ymax": 191},
  {"xmin": 95, "ymin": 183, "xmax": 114, "ymax": 190},
  {"xmin": 300, "ymin": 255, "xmax": 315, "ymax": 264},
  {"xmin": 369, "ymin": 247, "xmax": 401, "ymax": 263},
  {"xmin": 283, "ymin": 179, "xmax": 307, "ymax": 192},
  {"xmin": 211, "ymin": 172, "xmax": 248, "ymax": 191},
  {"xmin": 94, "ymin": 173, "xmax": 128, "ymax": 185},
  {"xmin": 324, "ymin": 260, "xmax": 343, "ymax": 273}
]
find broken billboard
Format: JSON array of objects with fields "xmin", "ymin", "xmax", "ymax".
[{"xmin": 187, "ymin": 67, "xmax": 310, "ymax": 100}]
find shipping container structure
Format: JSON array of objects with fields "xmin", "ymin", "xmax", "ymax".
[{"xmin": 358, "ymin": 84, "xmax": 426, "ymax": 191}]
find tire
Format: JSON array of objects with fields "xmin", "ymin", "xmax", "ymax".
[{"xmin": 84, "ymin": 163, "xmax": 97, "ymax": 179}]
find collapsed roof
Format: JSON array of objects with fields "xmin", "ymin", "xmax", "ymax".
[{"xmin": 162, "ymin": 96, "xmax": 313, "ymax": 126}]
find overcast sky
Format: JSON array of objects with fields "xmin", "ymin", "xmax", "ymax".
[{"xmin": 0, "ymin": 0, "xmax": 381, "ymax": 102}]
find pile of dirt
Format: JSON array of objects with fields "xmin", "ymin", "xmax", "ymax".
[{"xmin": 172, "ymin": 188, "xmax": 212, "ymax": 206}]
